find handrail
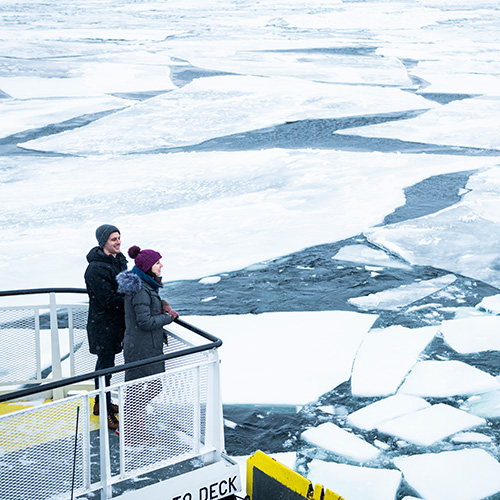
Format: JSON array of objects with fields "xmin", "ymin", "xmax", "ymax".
[{"xmin": 0, "ymin": 287, "xmax": 88, "ymax": 297}]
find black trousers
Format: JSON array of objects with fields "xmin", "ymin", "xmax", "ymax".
[{"xmin": 94, "ymin": 353, "xmax": 115, "ymax": 410}]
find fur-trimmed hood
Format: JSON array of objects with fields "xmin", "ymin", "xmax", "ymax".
[{"xmin": 116, "ymin": 270, "xmax": 142, "ymax": 295}]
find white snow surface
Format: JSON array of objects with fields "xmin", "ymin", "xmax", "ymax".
[{"xmin": 393, "ymin": 449, "xmax": 500, "ymax": 500}]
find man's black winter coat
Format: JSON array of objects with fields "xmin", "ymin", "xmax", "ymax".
[{"xmin": 84, "ymin": 247, "xmax": 127, "ymax": 356}]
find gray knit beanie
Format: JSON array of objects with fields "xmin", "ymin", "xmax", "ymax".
[{"xmin": 96, "ymin": 224, "xmax": 120, "ymax": 248}]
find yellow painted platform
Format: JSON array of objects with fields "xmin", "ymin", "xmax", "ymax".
[{"xmin": 0, "ymin": 397, "xmax": 105, "ymax": 454}]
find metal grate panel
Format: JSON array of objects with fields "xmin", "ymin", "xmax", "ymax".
[{"xmin": 0, "ymin": 396, "xmax": 91, "ymax": 500}]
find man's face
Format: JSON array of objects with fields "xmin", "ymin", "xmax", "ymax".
[{"xmin": 103, "ymin": 232, "xmax": 121, "ymax": 256}]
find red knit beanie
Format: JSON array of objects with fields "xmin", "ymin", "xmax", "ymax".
[{"xmin": 128, "ymin": 246, "xmax": 162, "ymax": 273}]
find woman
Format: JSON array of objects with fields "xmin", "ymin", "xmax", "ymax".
[
  {"xmin": 116, "ymin": 245, "xmax": 179, "ymax": 439},
  {"xmin": 116, "ymin": 245, "xmax": 179, "ymax": 381}
]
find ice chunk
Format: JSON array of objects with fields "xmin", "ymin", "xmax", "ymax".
[
  {"xmin": 302, "ymin": 422, "xmax": 380, "ymax": 462},
  {"xmin": 189, "ymin": 311, "xmax": 377, "ymax": 405},
  {"xmin": 337, "ymin": 96, "xmax": 500, "ymax": 150},
  {"xmin": 394, "ymin": 449, "xmax": 500, "ymax": 500},
  {"xmin": 349, "ymin": 275, "xmax": 456, "ymax": 311},
  {"xmin": 351, "ymin": 325, "xmax": 438, "ymax": 397},
  {"xmin": 20, "ymin": 75, "xmax": 435, "ymax": 155},
  {"xmin": 198, "ymin": 276, "xmax": 221, "ymax": 285},
  {"xmin": 463, "ymin": 389, "xmax": 500, "ymax": 419},
  {"xmin": 476, "ymin": 294, "xmax": 500, "ymax": 314},
  {"xmin": 440, "ymin": 315, "xmax": 500, "ymax": 353},
  {"xmin": 307, "ymin": 459, "xmax": 401, "ymax": 500},
  {"xmin": 377, "ymin": 404, "xmax": 485, "ymax": 446},
  {"xmin": 332, "ymin": 245, "xmax": 411, "ymax": 269},
  {"xmin": 451, "ymin": 432, "xmax": 492, "ymax": 444},
  {"xmin": 399, "ymin": 360, "xmax": 500, "ymax": 397},
  {"xmin": 347, "ymin": 395, "xmax": 431, "ymax": 431}
]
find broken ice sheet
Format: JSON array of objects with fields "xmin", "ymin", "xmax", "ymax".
[
  {"xmin": 399, "ymin": 360, "xmax": 500, "ymax": 398},
  {"xmin": 348, "ymin": 275, "xmax": 456, "ymax": 311},
  {"xmin": 331, "ymin": 245, "xmax": 411, "ymax": 269},
  {"xmin": 394, "ymin": 449, "xmax": 500, "ymax": 500},
  {"xmin": 347, "ymin": 395, "xmax": 431, "ymax": 431},
  {"xmin": 351, "ymin": 325, "xmax": 438, "ymax": 397},
  {"xmin": 301, "ymin": 422, "xmax": 380, "ymax": 463},
  {"xmin": 20, "ymin": 75, "xmax": 434, "ymax": 155},
  {"xmin": 377, "ymin": 403, "xmax": 485, "ymax": 447},
  {"xmin": 307, "ymin": 459, "xmax": 401, "ymax": 500},
  {"xmin": 336, "ymin": 95, "xmax": 500, "ymax": 150},
  {"xmin": 440, "ymin": 315, "xmax": 500, "ymax": 353}
]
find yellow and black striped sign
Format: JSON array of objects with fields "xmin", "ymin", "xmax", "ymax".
[{"xmin": 247, "ymin": 450, "xmax": 346, "ymax": 500}]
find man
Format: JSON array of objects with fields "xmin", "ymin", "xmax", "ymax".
[{"xmin": 84, "ymin": 224, "xmax": 127, "ymax": 430}]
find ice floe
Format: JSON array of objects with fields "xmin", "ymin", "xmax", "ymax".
[
  {"xmin": 399, "ymin": 360, "xmax": 500, "ymax": 397},
  {"xmin": 365, "ymin": 167, "xmax": 500, "ymax": 289},
  {"xmin": 187, "ymin": 311, "xmax": 377, "ymax": 405},
  {"xmin": 331, "ymin": 245, "xmax": 411, "ymax": 270},
  {"xmin": 347, "ymin": 395, "xmax": 431, "ymax": 431},
  {"xmin": 351, "ymin": 325, "xmax": 438, "ymax": 397},
  {"xmin": 377, "ymin": 403, "xmax": 486, "ymax": 446},
  {"xmin": 394, "ymin": 449, "xmax": 500, "ymax": 500},
  {"xmin": 440, "ymin": 315, "xmax": 500, "ymax": 353},
  {"xmin": 307, "ymin": 459, "xmax": 401, "ymax": 500},
  {"xmin": 348, "ymin": 275, "xmax": 456, "ymax": 311},
  {"xmin": 337, "ymin": 96, "xmax": 500, "ymax": 149},
  {"xmin": 302, "ymin": 422, "xmax": 380, "ymax": 463}
]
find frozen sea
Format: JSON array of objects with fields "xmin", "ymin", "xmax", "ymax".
[{"xmin": 2, "ymin": 0, "xmax": 500, "ymax": 499}]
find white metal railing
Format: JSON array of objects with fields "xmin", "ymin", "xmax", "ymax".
[{"xmin": 0, "ymin": 289, "xmax": 228, "ymax": 500}]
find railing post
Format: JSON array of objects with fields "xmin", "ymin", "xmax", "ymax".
[
  {"xmin": 49, "ymin": 293, "xmax": 64, "ymax": 400},
  {"xmin": 98, "ymin": 376, "xmax": 112, "ymax": 499},
  {"xmin": 205, "ymin": 349, "xmax": 223, "ymax": 462}
]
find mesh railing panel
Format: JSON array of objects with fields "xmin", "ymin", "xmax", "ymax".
[
  {"xmin": 120, "ymin": 363, "xmax": 211, "ymax": 478},
  {"xmin": 0, "ymin": 308, "xmax": 38, "ymax": 383},
  {"xmin": 0, "ymin": 396, "xmax": 91, "ymax": 500},
  {"xmin": 67, "ymin": 306, "xmax": 125, "ymax": 384}
]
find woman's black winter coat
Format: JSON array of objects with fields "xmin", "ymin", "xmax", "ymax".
[
  {"xmin": 116, "ymin": 270, "xmax": 173, "ymax": 381},
  {"xmin": 84, "ymin": 247, "xmax": 127, "ymax": 356}
]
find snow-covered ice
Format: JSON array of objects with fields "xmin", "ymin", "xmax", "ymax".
[
  {"xmin": 186, "ymin": 311, "xmax": 377, "ymax": 405},
  {"xmin": 399, "ymin": 360, "xmax": 500, "ymax": 398},
  {"xmin": 301, "ymin": 422, "xmax": 380, "ymax": 463},
  {"xmin": 307, "ymin": 459, "xmax": 401, "ymax": 500},
  {"xmin": 347, "ymin": 395, "xmax": 431, "ymax": 431},
  {"xmin": 440, "ymin": 315, "xmax": 500, "ymax": 353},
  {"xmin": 351, "ymin": 325, "xmax": 438, "ymax": 397},
  {"xmin": 348, "ymin": 275, "xmax": 457, "ymax": 311},
  {"xmin": 394, "ymin": 449, "xmax": 500, "ymax": 500},
  {"xmin": 376, "ymin": 403, "xmax": 486, "ymax": 447}
]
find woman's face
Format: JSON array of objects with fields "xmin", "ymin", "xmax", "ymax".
[{"xmin": 151, "ymin": 260, "xmax": 163, "ymax": 276}]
